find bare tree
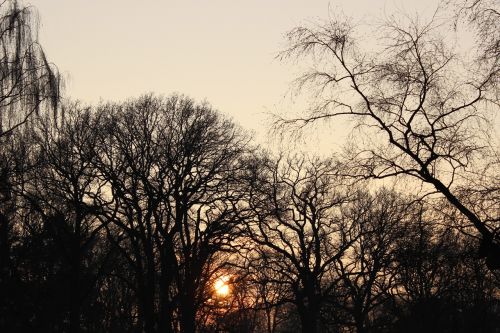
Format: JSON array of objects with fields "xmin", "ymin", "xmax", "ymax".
[
  {"xmin": 91, "ymin": 95, "xmax": 249, "ymax": 333},
  {"xmin": 388, "ymin": 201, "xmax": 500, "ymax": 332},
  {"xmin": 249, "ymin": 251, "xmax": 291, "ymax": 333},
  {"xmin": 334, "ymin": 189, "xmax": 408, "ymax": 333},
  {"xmin": 245, "ymin": 154, "xmax": 356, "ymax": 333},
  {"xmin": 447, "ymin": 0, "xmax": 499, "ymax": 64},
  {"xmin": 15, "ymin": 106, "xmax": 106, "ymax": 333},
  {"xmin": 277, "ymin": 7, "xmax": 499, "ymax": 267},
  {"xmin": 0, "ymin": 0, "xmax": 60, "ymax": 139},
  {"xmin": 0, "ymin": 2, "xmax": 61, "ymax": 321},
  {"xmin": 0, "ymin": 3, "xmax": 61, "ymax": 325}
]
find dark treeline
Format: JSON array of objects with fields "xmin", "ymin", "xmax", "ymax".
[
  {"xmin": 0, "ymin": 1, "xmax": 499, "ymax": 333},
  {"xmin": 1, "ymin": 96, "xmax": 498, "ymax": 333}
]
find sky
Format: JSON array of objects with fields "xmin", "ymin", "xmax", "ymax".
[{"xmin": 28, "ymin": 0, "xmax": 448, "ymax": 150}]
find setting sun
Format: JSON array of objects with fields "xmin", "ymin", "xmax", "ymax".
[{"xmin": 214, "ymin": 276, "xmax": 230, "ymax": 297}]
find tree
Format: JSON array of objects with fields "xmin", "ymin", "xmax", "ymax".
[
  {"xmin": 388, "ymin": 201, "xmax": 500, "ymax": 333},
  {"xmin": 90, "ymin": 94, "xmax": 249, "ymax": 333},
  {"xmin": 0, "ymin": 105, "xmax": 110, "ymax": 333},
  {"xmin": 0, "ymin": 0, "xmax": 60, "ymax": 139},
  {"xmin": 333, "ymin": 189, "xmax": 409, "ymax": 333},
  {"xmin": 277, "ymin": 5, "xmax": 499, "ymax": 267},
  {"xmin": 447, "ymin": 0, "xmax": 499, "ymax": 64},
  {"xmin": 22, "ymin": 107, "xmax": 107, "ymax": 333},
  {"xmin": 248, "ymin": 253, "xmax": 291, "ymax": 333},
  {"xmin": 0, "ymin": 1, "xmax": 61, "ymax": 327},
  {"xmin": 245, "ymin": 154, "xmax": 356, "ymax": 333}
]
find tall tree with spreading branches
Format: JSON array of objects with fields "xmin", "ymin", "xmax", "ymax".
[{"xmin": 276, "ymin": 3, "xmax": 499, "ymax": 269}]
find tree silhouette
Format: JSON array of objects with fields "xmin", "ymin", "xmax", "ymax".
[
  {"xmin": 245, "ymin": 155, "xmax": 356, "ymax": 333},
  {"xmin": 0, "ymin": 1, "xmax": 498, "ymax": 332},
  {"xmin": 90, "ymin": 95, "xmax": 249, "ymax": 333},
  {"xmin": 0, "ymin": 0, "xmax": 60, "ymax": 139},
  {"xmin": 333, "ymin": 189, "xmax": 409, "ymax": 333},
  {"xmin": 0, "ymin": 1, "xmax": 61, "ymax": 326},
  {"xmin": 276, "ymin": 7, "xmax": 499, "ymax": 268}
]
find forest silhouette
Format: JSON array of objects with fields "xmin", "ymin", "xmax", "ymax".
[{"xmin": 0, "ymin": 1, "xmax": 498, "ymax": 332}]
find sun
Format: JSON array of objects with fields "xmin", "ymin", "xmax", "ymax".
[{"xmin": 214, "ymin": 276, "xmax": 230, "ymax": 297}]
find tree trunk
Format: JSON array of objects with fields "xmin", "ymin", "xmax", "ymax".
[
  {"xmin": 0, "ymin": 212, "xmax": 10, "ymax": 281},
  {"xmin": 297, "ymin": 301, "xmax": 319, "ymax": 333},
  {"xmin": 69, "ymin": 224, "xmax": 82, "ymax": 333},
  {"xmin": 136, "ymin": 268, "xmax": 156, "ymax": 333},
  {"xmin": 68, "ymin": 261, "xmax": 81, "ymax": 333},
  {"xmin": 180, "ymin": 305, "xmax": 196, "ymax": 333},
  {"xmin": 299, "ymin": 310, "xmax": 318, "ymax": 333},
  {"xmin": 355, "ymin": 315, "xmax": 366, "ymax": 333},
  {"xmin": 158, "ymin": 248, "xmax": 175, "ymax": 333},
  {"xmin": 179, "ymin": 280, "xmax": 197, "ymax": 333},
  {"xmin": 140, "ymin": 288, "xmax": 156, "ymax": 333}
]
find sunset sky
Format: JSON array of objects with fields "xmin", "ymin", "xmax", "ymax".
[
  {"xmin": 3, "ymin": 2, "xmax": 499, "ymax": 331},
  {"xmin": 30, "ymin": 0, "xmax": 449, "ymax": 147}
]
